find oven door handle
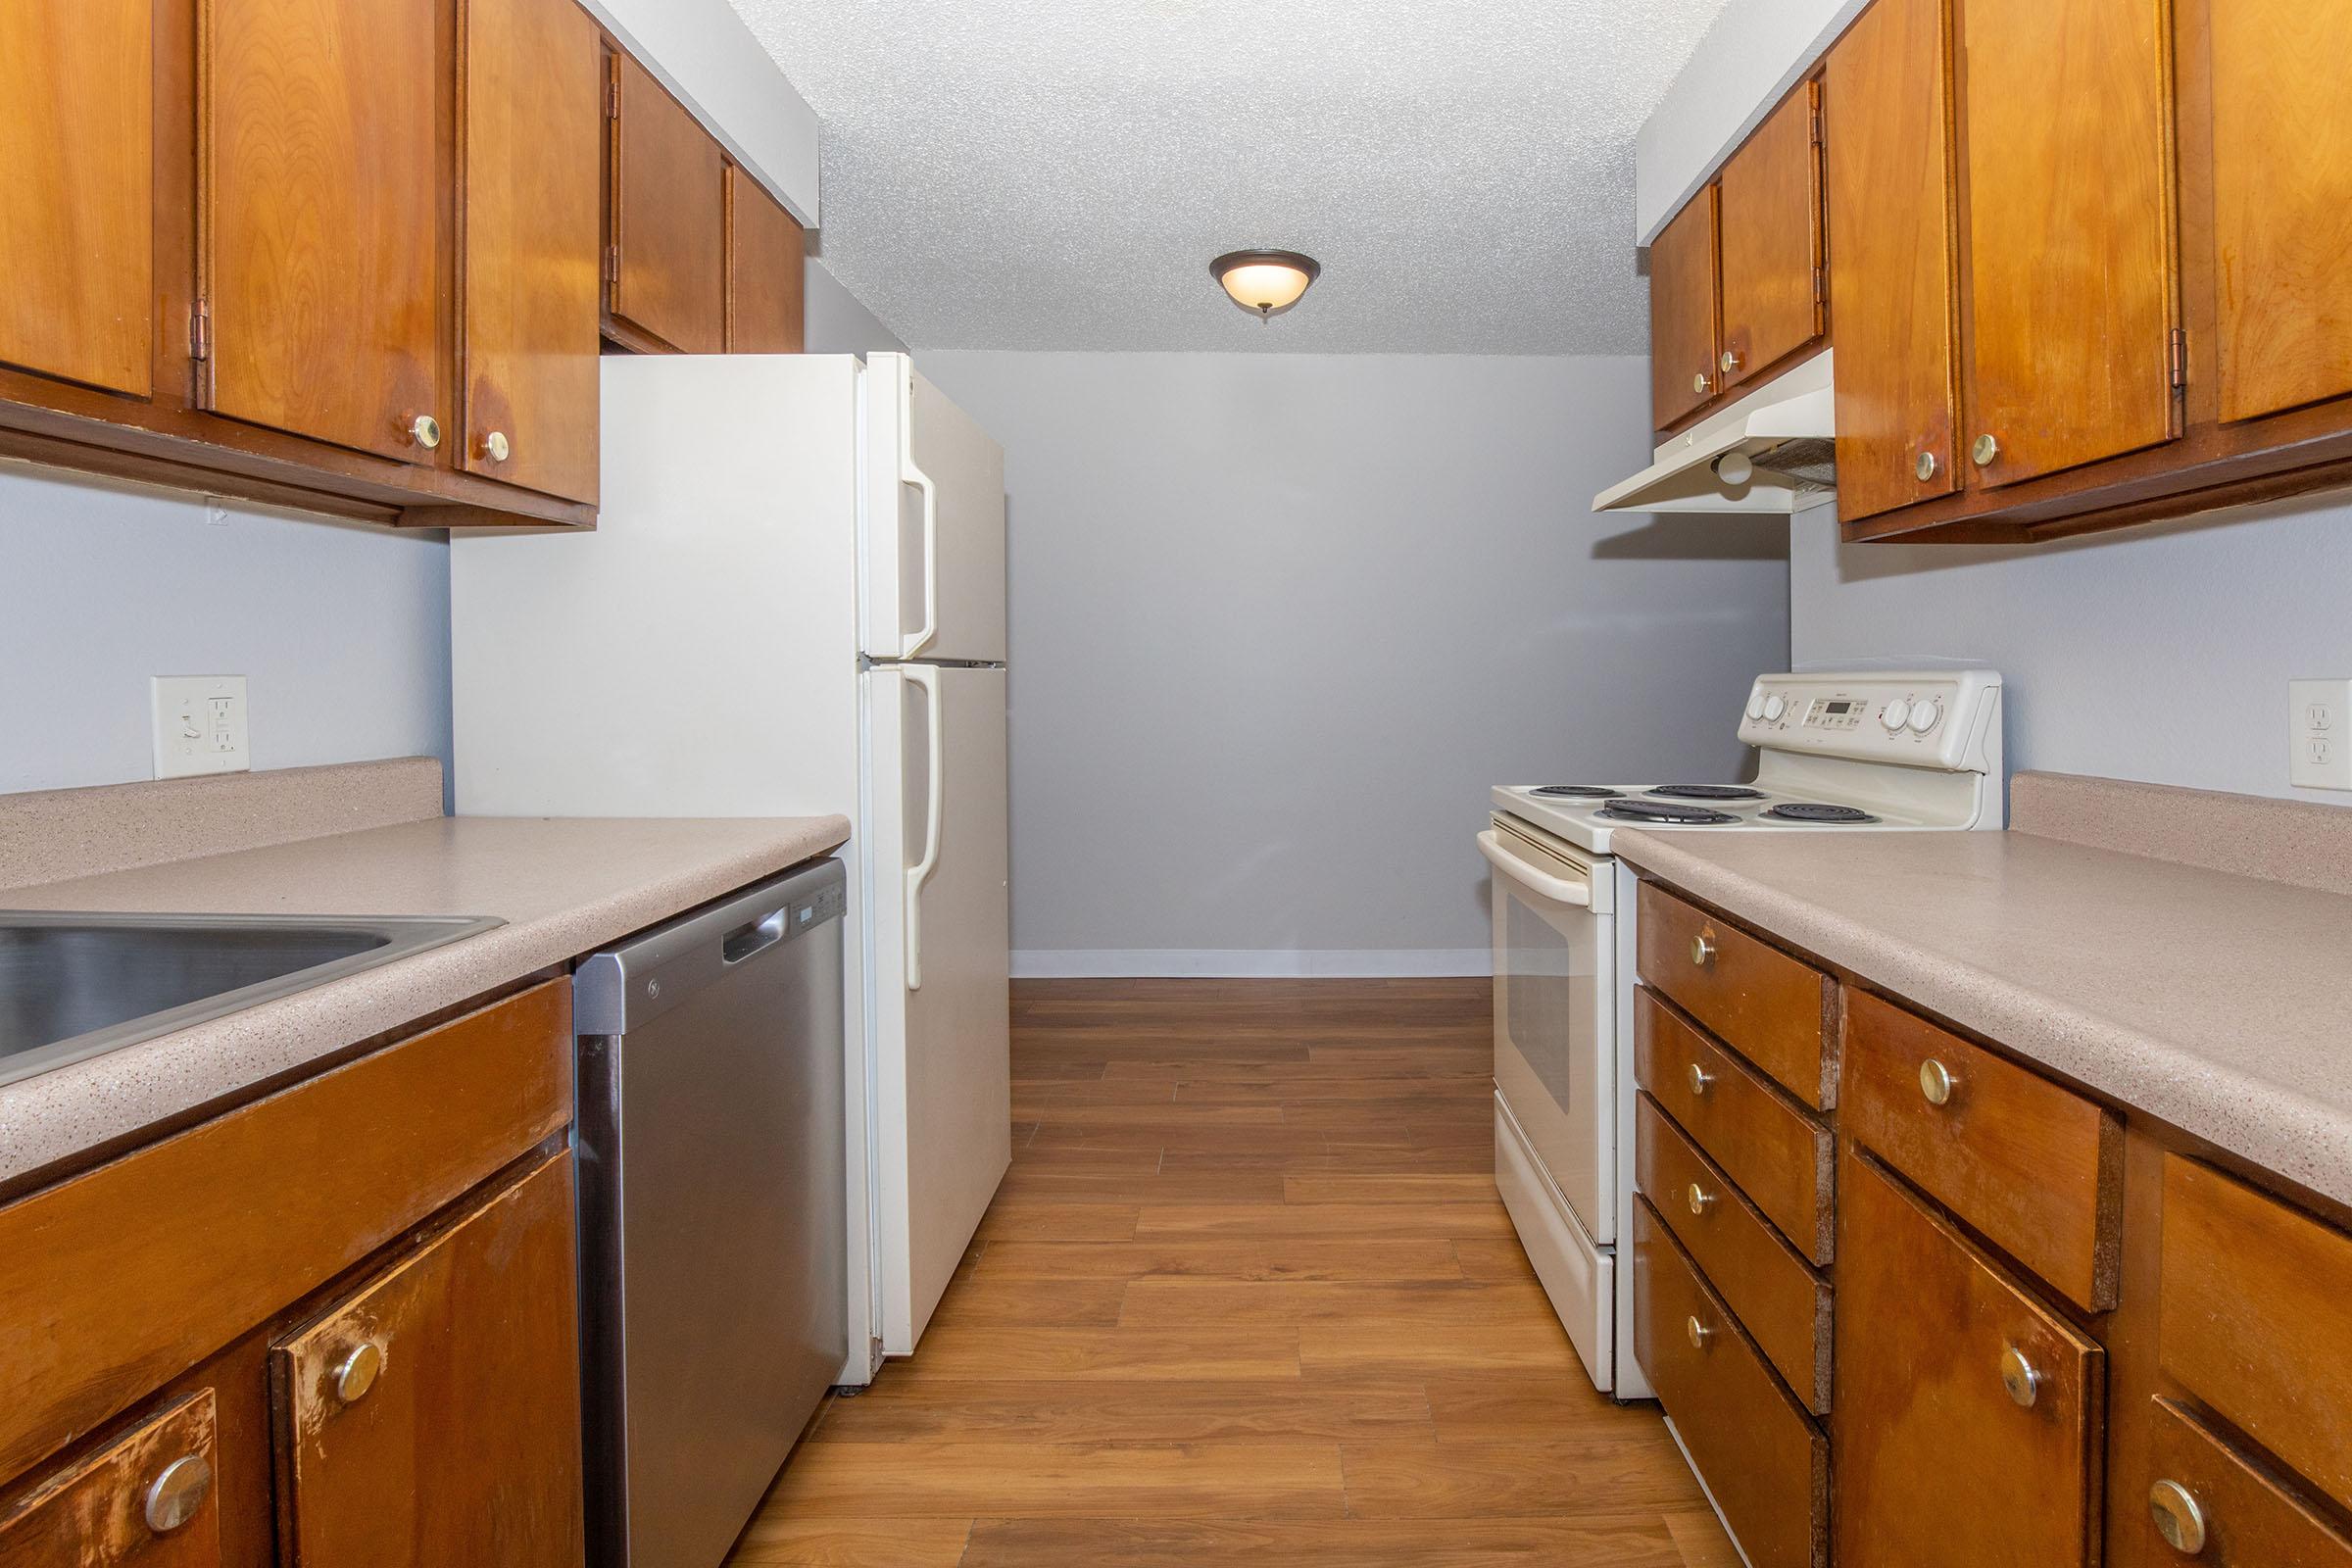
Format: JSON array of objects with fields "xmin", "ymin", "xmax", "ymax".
[{"xmin": 1477, "ymin": 830, "xmax": 1592, "ymax": 907}]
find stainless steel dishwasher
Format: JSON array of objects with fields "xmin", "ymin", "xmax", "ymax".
[{"xmin": 573, "ymin": 857, "xmax": 848, "ymax": 1568}]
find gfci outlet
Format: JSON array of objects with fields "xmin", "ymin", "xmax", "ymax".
[
  {"xmin": 152, "ymin": 675, "xmax": 250, "ymax": 779},
  {"xmin": 2289, "ymin": 679, "xmax": 2352, "ymax": 792}
]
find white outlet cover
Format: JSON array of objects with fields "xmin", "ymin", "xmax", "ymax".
[
  {"xmin": 2288, "ymin": 678, "xmax": 2352, "ymax": 793},
  {"xmin": 152, "ymin": 675, "xmax": 250, "ymax": 779}
]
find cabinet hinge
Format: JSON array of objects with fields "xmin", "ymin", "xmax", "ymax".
[
  {"xmin": 607, "ymin": 76, "xmax": 620, "ymax": 119},
  {"xmin": 1813, "ymin": 266, "xmax": 1826, "ymax": 307},
  {"xmin": 1810, "ymin": 104, "xmax": 1824, "ymax": 148},
  {"xmin": 2168, "ymin": 326, "xmax": 2187, "ymax": 392},
  {"xmin": 187, "ymin": 300, "xmax": 211, "ymax": 363},
  {"xmin": 603, "ymin": 245, "xmax": 619, "ymax": 284}
]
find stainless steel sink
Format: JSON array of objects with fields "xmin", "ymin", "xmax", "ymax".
[{"xmin": 0, "ymin": 911, "xmax": 503, "ymax": 1088}]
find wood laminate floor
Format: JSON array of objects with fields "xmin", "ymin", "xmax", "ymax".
[{"xmin": 726, "ymin": 979, "xmax": 1733, "ymax": 1566}]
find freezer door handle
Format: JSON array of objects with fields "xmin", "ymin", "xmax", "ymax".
[
  {"xmin": 899, "ymin": 361, "xmax": 940, "ymax": 659},
  {"xmin": 904, "ymin": 664, "xmax": 946, "ymax": 989}
]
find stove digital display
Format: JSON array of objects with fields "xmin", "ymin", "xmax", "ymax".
[{"xmin": 1804, "ymin": 697, "xmax": 1865, "ymax": 732}]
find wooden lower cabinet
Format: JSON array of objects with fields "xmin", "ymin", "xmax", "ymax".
[
  {"xmin": 1834, "ymin": 1150, "xmax": 2104, "ymax": 1568},
  {"xmin": 272, "ymin": 1152, "xmax": 581, "ymax": 1566},
  {"xmin": 1634, "ymin": 1202, "xmax": 1830, "ymax": 1568},
  {"xmin": 0, "ymin": 1394, "xmax": 221, "ymax": 1566},
  {"xmin": 2116, "ymin": 1397, "xmax": 2352, "ymax": 1567},
  {"xmin": 0, "ymin": 982, "xmax": 582, "ymax": 1568}
]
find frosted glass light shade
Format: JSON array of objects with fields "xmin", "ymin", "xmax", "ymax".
[{"xmin": 1210, "ymin": 250, "xmax": 1322, "ymax": 318}]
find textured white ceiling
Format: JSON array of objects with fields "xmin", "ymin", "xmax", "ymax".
[{"xmin": 728, "ymin": 0, "xmax": 1733, "ymax": 353}]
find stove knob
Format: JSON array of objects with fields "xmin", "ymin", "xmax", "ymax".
[
  {"xmin": 1763, "ymin": 693, "xmax": 1788, "ymax": 722},
  {"xmin": 1881, "ymin": 698, "xmax": 1911, "ymax": 732},
  {"xmin": 1908, "ymin": 699, "xmax": 1943, "ymax": 734},
  {"xmin": 1745, "ymin": 689, "xmax": 1767, "ymax": 721}
]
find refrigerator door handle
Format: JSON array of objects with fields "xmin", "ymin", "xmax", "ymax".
[
  {"xmin": 903, "ymin": 663, "xmax": 946, "ymax": 990},
  {"xmin": 899, "ymin": 361, "xmax": 940, "ymax": 660}
]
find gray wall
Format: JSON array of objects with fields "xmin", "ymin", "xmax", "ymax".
[
  {"xmin": 0, "ymin": 468, "xmax": 452, "ymax": 795},
  {"xmin": 922, "ymin": 351, "xmax": 1791, "ymax": 976},
  {"xmin": 805, "ymin": 256, "xmax": 908, "ymax": 356},
  {"xmin": 1790, "ymin": 496, "xmax": 2352, "ymax": 803}
]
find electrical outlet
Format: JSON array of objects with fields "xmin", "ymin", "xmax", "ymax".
[
  {"xmin": 2289, "ymin": 679, "xmax": 2352, "ymax": 792},
  {"xmin": 152, "ymin": 675, "xmax": 249, "ymax": 779}
]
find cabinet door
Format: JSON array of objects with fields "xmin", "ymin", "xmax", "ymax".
[
  {"xmin": 608, "ymin": 53, "xmax": 725, "ymax": 354},
  {"xmin": 1825, "ymin": 0, "xmax": 1961, "ymax": 521},
  {"xmin": 1649, "ymin": 186, "xmax": 1722, "ymax": 430},
  {"xmin": 2208, "ymin": 1, "xmax": 2352, "ymax": 423},
  {"xmin": 1958, "ymin": 0, "xmax": 2175, "ymax": 486},
  {"xmin": 726, "ymin": 166, "xmax": 806, "ymax": 354},
  {"xmin": 461, "ymin": 0, "xmax": 604, "ymax": 503},
  {"xmin": 203, "ymin": 0, "xmax": 443, "ymax": 461},
  {"xmin": 0, "ymin": 1393, "xmax": 220, "ymax": 1567},
  {"xmin": 1835, "ymin": 1152, "xmax": 2102, "ymax": 1568},
  {"xmin": 1718, "ymin": 84, "xmax": 1824, "ymax": 392},
  {"xmin": 270, "ymin": 1152, "xmax": 582, "ymax": 1568},
  {"xmin": 0, "ymin": 0, "xmax": 152, "ymax": 397}
]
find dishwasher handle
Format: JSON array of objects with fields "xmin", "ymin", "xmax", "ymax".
[{"xmin": 574, "ymin": 858, "xmax": 847, "ymax": 1036}]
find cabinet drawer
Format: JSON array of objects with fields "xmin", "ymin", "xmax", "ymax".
[
  {"xmin": 0, "ymin": 980, "xmax": 571, "ymax": 1484},
  {"xmin": 0, "ymin": 1391, "xmax": 220, "ymax": 1564},
  {"xmin": 1637, "ymin": 1095, "xmax": 1831, "ymax": 1413},
  {"xmin": 1842, "ymin": 988, "xmax": 2122, "ymax": 1310},
  {"xmin": 1637, "ymin": 883, "xmax": 1834, "ymax": 1108},
  {"xmin": 1635, "ymin": 991, "xmax": 1834, "ymax": 1265},
  {"xmin": 2125, "ymin": 1396, "xmax": 2352, "ymax": 1567},
  {"xmin": 1634, "ymin": 1200, "xmax": 1828, "ymax": 1568},
  {"xmin": 1835, "ymin": 1152, "xmax": 2102, "ymax": 1568},
  {"xmin": 2159, "ymin": 1154, "xmax": 2352, "ymax": 1503}
]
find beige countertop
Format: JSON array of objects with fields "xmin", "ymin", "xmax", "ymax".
[
  {"xmin": 0, "ymin": 805, "xmax": 850, "ymax": 1189},
  {"xmin": 1611, "ymin": 808, "xmax": 2352, "ymax": 1207}
]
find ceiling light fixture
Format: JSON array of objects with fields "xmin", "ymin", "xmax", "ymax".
[{"xmin": 1210, "ymin": 250, "xmax": 1322, "ymax": 322}]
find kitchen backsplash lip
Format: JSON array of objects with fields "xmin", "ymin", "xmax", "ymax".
[
  {"xmin": 0, "ymin": 758, "xmax": 446, "ymax": 891},
  {"xmin": 2011, "ymin": 770, "xmax": 2352, "ymax": 899}
]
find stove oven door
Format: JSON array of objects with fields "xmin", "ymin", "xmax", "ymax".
[{"xmin": 1479, "ymin": 814, "xmax": 1616, "ymax": 1243}]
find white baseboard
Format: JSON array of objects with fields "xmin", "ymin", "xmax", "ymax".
[{"xmin": 1011, "ymin": 949, "xmax": 1494, "ymax": 979}]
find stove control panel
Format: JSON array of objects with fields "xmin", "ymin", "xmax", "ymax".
[{"xmin": 1737, "ymin": 670, "xmax": 2002, "ymax": 773}]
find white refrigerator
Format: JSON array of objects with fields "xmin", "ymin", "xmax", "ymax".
[{"xmin": 449, "ymin": 352, "xmax": 1011, "ymax": 1381}]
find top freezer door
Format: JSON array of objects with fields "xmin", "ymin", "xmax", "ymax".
[{"xmin": 860, "ymin": 353, "xmax": 1007, "ymax": 663}]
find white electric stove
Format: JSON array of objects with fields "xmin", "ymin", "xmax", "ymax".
[{"xmin": 1477, "ymin": 669, "xmax": 2003, "ymax": 1397}]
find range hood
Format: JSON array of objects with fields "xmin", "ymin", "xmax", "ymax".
[{"xmin": 1593, "ymin": 350, "xmax": 1838, "ymax": 514}]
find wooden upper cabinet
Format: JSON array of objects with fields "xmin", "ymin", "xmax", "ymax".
[
  {"xmin": 461, "ymin": 0, "xmax": 604, "ymax": 504},
  {"xmin": 0, "ymin": 0, "xmax": 153, "ymax": 398},
  {"xmin": 1649, "ymin": 186, "xmax": 1722, "ymax": 430},
  {"xmin": 270, "ymin": 1152, "xmax": 582, "ymax": 1567},
  {"xmin": 1717, "ymin": 84, "xmax": 1825, "ymax": 393},
  {"xmin": 726, "ymin": 166, "xmax": 807, "ymax": 354},
  {"xmin": 0, "ymin": 1393, "xmax": 220, "ymax": 1567},
  {"xmin": 1957, "ymin": 0, "xmax": 2177, "ymax": 487},
  {"xmin": 608, "ymin": 52, "xmax": 726, "ymax": 355},
  {"xmin": 2207, "ymin": 0, "xmax": 2352, "ymax": 423},
  {"xmin": 1825, "ymin": 0, "xmax": 1962, "ymax": 521},
  {"xmin": 202, "ymin": 0, "xmax": 443, "ymax": 462}
]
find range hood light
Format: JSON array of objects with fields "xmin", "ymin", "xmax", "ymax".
[{"xmin": 1713, "ymin": 451, "xmax": 1755, "ymax": 487}]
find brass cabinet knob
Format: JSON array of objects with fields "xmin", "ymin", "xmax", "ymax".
[
  {"xmin": 1686, "ymin": 1314, "xmax": 1712, "ymax": 1350},
  {"xmin": 2147, "ymin": 1479, "xmax": 2209, "ymax": 1556},
  {"xmin": 142, "ymin": 1453, "xmax": 213, "ymax": 1534},
  {"xmin": 1690, "ymin": 933, "xmax": 1716, "ymax": 967},
  {"xmin": 332, "ymin": 1341, "xmax": 386, "ymax": 1405},
  {"xmin": 1692, "ymin": 371, "xmax": 1711, "ymax": 396},
  {"xmin": 1916, "ymin": 450, "xmax": 1939, "ymax": 481},
  {"xmin": 1686, "ymin": 1182, "xmax": 1716, "ymax": 1217},
  {"xmin": 1721, "ymin": 350, "xmax": 1741, "ymax": 375},
  {"xmin": 1687, "ymin": 1062, "xmax": 1714, "ymax": 1097},
  {"xmin": 1972, "ymin": 432, "xmax": 2000, "ymax": 466},
  {"xmin": 1999, "ymin": 1345, "xmax": 2041, "ymax": 1408},
  {"xmin": 479, "ymin": 429, "xmax": 511, "ymax": 463},
  {"xmin": 1919, "ymin": 1057, "xmax": 1958, "ymax": 1106}
]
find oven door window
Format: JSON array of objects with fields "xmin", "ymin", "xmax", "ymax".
[{"xmin": 1489, "ymin": 843, "xmax": 1612, "ymax": 1245}]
